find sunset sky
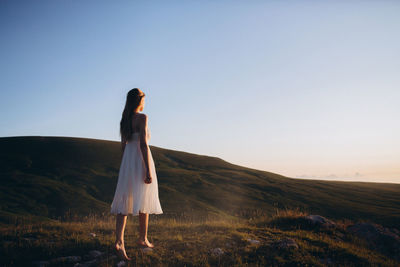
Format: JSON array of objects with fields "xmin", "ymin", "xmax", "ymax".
[{"xmin": 1, "ymin": 0, "xmax": 399, "ymax": 183}]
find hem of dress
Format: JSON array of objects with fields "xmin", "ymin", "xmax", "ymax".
[{"xmin": 110, "ymin": 210, "xmax": 164, "ymax": 216}]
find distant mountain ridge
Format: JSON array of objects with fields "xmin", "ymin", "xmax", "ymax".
[{"xmin": 0, "ymin": 136, "xmax": 399, "ymax": 228}]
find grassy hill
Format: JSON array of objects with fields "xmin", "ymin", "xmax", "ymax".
[
  {"xmin": 0, "ymin": 136, "xmax": 399, "ymax": 227},
  {"xmin": 1, "ymin": 136, "xmax": 400, "ymax": 266}
]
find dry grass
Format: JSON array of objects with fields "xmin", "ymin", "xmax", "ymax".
[{"xmin": 1, "ymin": 208, "xmax": 398, "ymax": 266}]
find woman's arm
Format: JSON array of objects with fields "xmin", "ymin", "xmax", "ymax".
[{"xmin": 139, "ymin": 114, "xmax": 151, "ymax": 177}]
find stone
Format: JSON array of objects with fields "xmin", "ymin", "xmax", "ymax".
[
  {"xmin": 141, "ymin": 247, "xmax": 153, "ymax": 253},
  {"xmin": 210, "ymin": 247, "xmax": 224, "ymax": 256},
  {"xmin": 82, "ymin": 250, "xmax": 104, "ymax": 260},
  {"xmin": 50, "ymin": 255, "xmax": 81, "ymax": 264},
  {"xmin": 89, "ymin": 250, "xmax": 103, "ymax": 258},
  {"xmin": 73, "ymin": 259, "xmax": 98, "ymax": 267},
  {"xmin": 225, "ymin": 241, "xmax": 234, "ymax": 248},
  {"xmin": 272, "ymin": 238, "xmax": 299, "ymax": 250},
  {"xmin": 116, "ymin": 260, "xmax": 127, "ymax": 266},
  {"xmin": 346, "ymin": 222, "xmax": 400, "ymax": 260},
  {"xmin": 319, "ymin": 257, "xmax": 334, "ymax": 265},
  {"xmin": 247, "ymin": 238, "xmax": 260, "ymax": 245},
  {"xmin": 304, "ymin": 215, "xmax": 336, "ymax": 229},
  {"xmin": 32, "ymin": 261, "xmax": 49, "ymax": 267}
]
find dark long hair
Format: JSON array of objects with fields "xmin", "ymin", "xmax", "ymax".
[{"xmin": 120, "ymin": 88, "xmax": 146, "ymax": 141}]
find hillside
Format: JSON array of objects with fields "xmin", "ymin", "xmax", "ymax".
[{"xmin": 0, "ymin": 136, "xmax": 399, "ymax": 228}]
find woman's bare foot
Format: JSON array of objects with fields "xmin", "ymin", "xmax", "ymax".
[
  {"xmin": 136, "ymin": 238, "xmax": 154, "ymax": 248},
  {"xmin": 115, "ymin": 240, "xmax": 131, "ymax": 260}
]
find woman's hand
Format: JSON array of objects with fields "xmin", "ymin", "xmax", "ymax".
[{"xmin": 144, "ymin": 170, "xmax": 152, "ymax": 184}]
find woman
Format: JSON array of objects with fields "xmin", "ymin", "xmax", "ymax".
[{"xmin": 110, "ymin": 88, "xmax": 163, "ymax": 261}]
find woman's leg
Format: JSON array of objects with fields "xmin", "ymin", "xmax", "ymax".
[
  {"xmin": 138, "ymin": 211, "xmax": 154, "ymax": 247},
  {"xmin": 115, "ymin": 213, "xmax": 131, "ymax": 259}
]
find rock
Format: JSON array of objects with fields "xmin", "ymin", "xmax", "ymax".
[
  {"xmin": 336, "ymin": 232, "xmax": 345, "ymax": 238},
  {"xmin": 89, "ymin": 250, "xmax": 103, "ymax": 258},
  {"xmin": 32, "ymin": 260, "xmax": 49, "ymax": 267},
  {"xmin": 83, "ymin": 250, "xmax": 104, "ymax": 260},
  {"xmin": 117, "ymin": 261, "xmax": 127, "ymax": 266},
  {"xmin": 247, "ymin": 238, "xmax": 261, "ymax": 245},
  {"xmin": 210, "ymin": 247, "xmax": 224, "ymax": 256},
  {"xmin": 272, "ymin": 238, "xmax": 299, "ymax": 250},
  {"xmin": 319, "ymin": 257, "xmax": 334, "ymax": 265},
  {"xmin": 76, "ymin": 258, "xmax": 101, "ymax": 267},
  {"xmin": 304, "ymin": 215, "xmax": 336, "ymax": 229},
  {"xmin": 346, "ymin": 222, "xmax": 400, "ymax": 260},
  {"xmin": 73, "ymin": 251, "xmax": 107, "ymax": 267},
  {"xmin": 141, "ymin": 247, "xmax": 153, "ymax": 253},
  {"xmin": 391, "ymin": 228, "xmax": 400, "ymax": 235},
  {"xmin": 225, "ymin": 241, "xmax": 234, "ymax": 248},
  {"xmin": 50, "ymin": 255, "xmax": 81, "ymax": 264},
  {"xmin": 73, "ymin": 259, "xmax": 98, "ymax": 267}
]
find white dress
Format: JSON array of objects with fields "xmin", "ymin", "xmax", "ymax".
[{"xmin": 110, "ymin": 127, "xmax": 163, "ymax": 216}]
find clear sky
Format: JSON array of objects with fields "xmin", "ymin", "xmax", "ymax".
[{"xmin": 1, "ymin": 0, "xmax": 399, "ymax": 184}]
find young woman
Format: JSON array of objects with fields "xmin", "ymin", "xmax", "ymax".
[{"xmin": 110, "ymin": 88, "xmax": 163, "ymax": 261}]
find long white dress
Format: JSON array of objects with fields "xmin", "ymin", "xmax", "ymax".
[{"xmin": 110, "ymin": 127, "xmax": 163, "ymax": 216}]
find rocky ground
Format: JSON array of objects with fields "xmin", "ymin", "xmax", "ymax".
[{"xmin": 2, "ymin": 213, "xmax": 399, "ymax": 267}]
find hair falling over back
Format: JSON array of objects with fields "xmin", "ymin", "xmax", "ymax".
[{"xmin": 120, "ymin": 88, "xmax": 145, "ymax": 142}]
